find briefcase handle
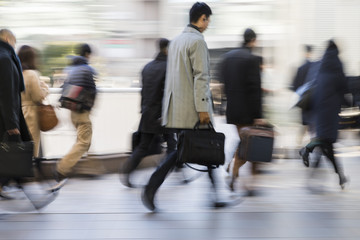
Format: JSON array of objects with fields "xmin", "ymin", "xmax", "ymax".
[{"xmin": 193, "ymin": 121, "xmax": 215, "ymax": 132}]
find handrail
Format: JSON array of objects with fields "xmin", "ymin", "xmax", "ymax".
[{"xmin": 49, "ymin": 87, "xmax": 141, "ymax": 94}]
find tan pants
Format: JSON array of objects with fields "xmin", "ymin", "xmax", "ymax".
[
  {"xmin": 228, "ymin": 124, "xmax": 258, "ymax": 189},
  {"xmin": 57, "ymin": 111, "xmax": 92, "ymax": 176}
]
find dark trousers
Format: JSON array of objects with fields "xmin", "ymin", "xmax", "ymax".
[
  {"xmin": 145, "ymin": 132, "xmax": 217, "ymax": 197},
  {"xmin": 163, "ymin": 133, "xmax": 177, "ymax": 154},
  {"xmin": 305, "ymin": 139, "xmax": 344, "ymax": 178},
  {"xmin": 123, "ymin": 132, "xmax": 176, "ymax": 174}
]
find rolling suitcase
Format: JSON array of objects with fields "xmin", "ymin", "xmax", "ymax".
[{"xmin": 238, "ymin": 126, "xmax": 274, "ymax": 162}]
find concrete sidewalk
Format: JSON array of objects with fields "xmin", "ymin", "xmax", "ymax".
[{"xmin": 1, "ymin": 155, "xmax": 360, "ymax": 239}]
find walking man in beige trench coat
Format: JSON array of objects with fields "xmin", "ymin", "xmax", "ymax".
[{"xmin": 141, "ymin": 2, "xmax": 236, "ymax": 211}]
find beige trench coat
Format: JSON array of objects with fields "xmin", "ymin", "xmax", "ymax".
[
  {"xmin": 21, "ymin": 70, "xmax": 48, "ymax": 157},
  {"xmin": 162, "ymin": 26, "xmax": 214, "ymax": 129}
]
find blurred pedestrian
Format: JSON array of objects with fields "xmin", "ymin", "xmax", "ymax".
[
  {"xmin": 219, "ymin": 28, "xmax": 265, "ymax": 196},
  {"xmin": 291, "ymin": 45, "xmax": 317, "ymax": 145},
  {"xmin": 0, "ymin": 29, "xmax": 32, "ymax": 198},
  {"xmin": 18, "ymin": 45, "xmax": 49, "ymax": 158},
  {"xmin": 291, "ymin": 45, "xmax": 314, "ymax": 92},
  {"xmin": 142, "ymin": 2, "xmax": 231, "ymax": 211},
  {"xmin": 299, "ymin": 40, "xmax": 348, "ymax": 189},
  {"xmin": 49, "ymin": 43, "xmax": 97, "ymax": 191},
  {"xmin": 119, "ymin": 38, "xmax": 176, "ymax": 187}
]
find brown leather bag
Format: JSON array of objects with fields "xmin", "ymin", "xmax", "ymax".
[
  {"xmin": 37, "ymin": 103, "xmax": 58, "ymax": 131},
  {"xmin": 238, "ymin": 126, "xmax": 274, "ymax": 162}
]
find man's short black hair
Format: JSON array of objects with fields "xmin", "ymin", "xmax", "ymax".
[
  {"xmin": 305, "ymin": 45, "xmax": 313, "ymax": 53},
  {"xmin": 244, "ymin": 28, "xmax": 256, "ymax": 44},
  {"xmin": 158, "ymin": 38, "xmax": 169, "ymax": 52},
  {"xmin": 76, "ymin": 43, "xmax": 92, "ymax": 57},
  {"xmin": 189, "ymin": 2, "xmax": 212, "ymax": 23}
]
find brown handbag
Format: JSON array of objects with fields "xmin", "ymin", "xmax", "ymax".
[
  {"xmin": 37, "ymin": 103, "xmax": 58, "ymax": 131},
  {"xmin": 238, "ymin": 125, "xmax": 274, "ymax": 162}
]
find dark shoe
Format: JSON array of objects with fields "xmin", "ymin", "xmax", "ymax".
[
  {"xmin": 299, "ymin": 147, "xmax": 309, "ymax": 167},
  {"xmin": 119, "ymin": 174, "xmax": 133, "ymax": 188},
  {"xmin": 141, "ymin": 187, "xmax": 156, "ymax": 211},
  {"xmin": 48, "ymin": 171, "xmax": 68, "ymax": 192},
  {"xmin": 213, "ymin": 201, "xmax": 228, "ymax": 208},
  {"xmin": 245, "ymin": 189, "xmax": 258, "ymax": 197},
  {"xmin": 213, "ymin": 198, "xmax": 243, "ymax": 208},
  {"xmin": 339, "ymin": 176, "xmax": 349, "ymax": 190}
]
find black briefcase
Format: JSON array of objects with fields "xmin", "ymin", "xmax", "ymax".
[
  {"xmin": 0, "ymin": 135, "xmax": 34, "ymax": 177},
  {"xmin": 177, "ymin": 121, "xmax": 225, "ymax": 167}
]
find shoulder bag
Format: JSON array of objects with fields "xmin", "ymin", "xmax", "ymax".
[
  {"xmin": 59, "ymin": 84, "xmax": 96, "ymax": 112},
  {"xmin": 37, "ymin": 102, "xmax": 58, "ymax": 131}
]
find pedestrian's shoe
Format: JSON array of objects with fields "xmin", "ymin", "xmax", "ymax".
[
  {"xmin": 48, "ymin": 170, "xmax": 68, "ymax": 192},
  {"xmin": 213, "ymin": 201, "xmax": 228, "ymax": 208},
  {"xmin": 245, "ymin": 189, "xmax": 259, "ymax": 197},
  {"xmin": 141, "ymin": 187, "xmax": 156, "ymax": 211},
  {"xmin": 119, "ymin": 174, "xmax": 133, "ymax": 188},
  {"xmin": 0, "ymin": 186, "xmax": 14, "ymax": 200},
  {"xmin": 339, "ymin": 176, "xmax": 349, "ymax": 190},
  {"xmin": 299, "ymin": 147, "xmax": 310, "ymax": 167},
  {"xmin": 213, "ymin": 198, "xmax": 243, "ymax": 208},
  {"xmin": 0, "ymin": 185, "xmax": 23, "ymax": 200}
]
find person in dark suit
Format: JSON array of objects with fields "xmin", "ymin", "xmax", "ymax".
[
  {"xmin": 219, "ymin": 28, "xmax": 265, "ymax": 195},
  {"xmin": 0, "ymin": 29, "xmax": 31, "ymax": 198},
  {"xmin": 119, "ymin": 38, "xmax": 176, "ymax": 187},
  {"xmin": 291, "ymin": 45, "xmax": 316, "ymax": 145},
  {"xmin": 299, "ymin": 40, "xmax": 348, "ymax": 189},
  {"xmin": 291, "ymin": 45, "xmax": 313, "ymax": 92}
]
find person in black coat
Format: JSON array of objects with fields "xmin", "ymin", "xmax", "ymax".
[
  {"xmin": 219, "ymin": 28, "xmax": 265, "ymax": 195},
  {"xmin": 0, "ymin": 29, "xmax": 31, "ymax": 198},
  {"xmin": 299, "ymin": 40, "xmax": 348, "ymax": 189},
  {"xmin": 119, "ymin": 38, "xmax": 176, "ymax": 188}
]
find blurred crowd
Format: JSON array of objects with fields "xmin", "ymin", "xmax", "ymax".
[{"xmin": 0, "ymin": 1, "xmax": 359, "ymax": 213}]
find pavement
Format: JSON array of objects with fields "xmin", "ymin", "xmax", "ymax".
[
  {"xmin": 1, "ymin": 116, "xmax": 360, "ymax": 240},
  {"xmin": 1, "ymin": 155, "xmax": 360, "ymax": 239}
]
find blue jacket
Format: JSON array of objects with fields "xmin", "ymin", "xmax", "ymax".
[
  {"xmin": 62, "ymin": 56, "xmax": 97, "ymax": 111},
  {"xmin": 64, "ymin": 56, "xmax": 96, "ymax": 91}
]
